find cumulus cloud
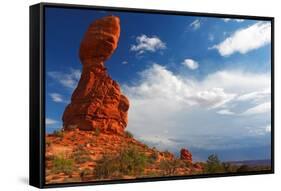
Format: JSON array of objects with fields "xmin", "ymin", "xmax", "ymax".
[
  {"xmin": 190, "ymin": 19, "xmax": 201, "ymax": 30},
  {"xmin": 210, "ymin": 22, "xmax": 271, "ymax": 56},
  {"xmin": 122, "ymin": 61, "xmax": 128, "ymax": 65},
  {"xmin": 48, "ymin": 69, "xmax": 81, "ymax": 89},
  {"xmin": 46, "ymin": 118, "xmax": 58, "ymax": 125},
  {"xmin": 182, "ymin": 59, "xmax": 199, "ymax": 70},
  {"xmin": 49, "ymin": 93, "xmax": 64, "ymax": 103},
  {"xmin": 130, "ymin": 34, "xmax": 166, "ymax": 55},
  {"xmin": 124, "ymin": 64, "xmax": 235, "ymax": 109},
  {"xmin": 123, "ymin": 64, "xmax": 271, "ymax": 151}
]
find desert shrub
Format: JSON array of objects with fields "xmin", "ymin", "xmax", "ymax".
[
  {"xmin": 204, "ymin": 154, "xmax": 224, "ymax": 174},
  {"xmin": 221, "ymin": 162, "xmax": 238, "ymax": 173},
  {"xmin": 159, "ymin": 159, "xmax": 185, "ymax": 176},
  {"xmin": 94, "ymin": 146, "xmax": 148, "ymax": 179},
  {"xmin": 46, "ymin": 140, "xmax": 51, "ymax": 147},
  {"xmin": 125, "ymin": 130, "xmax": 134, "ymax": 138},
  {"xmin": 94, "ymin": 154, "xmax": 120, "ymax": 179},
  {"xmin": 118, "ymin": 146, "xmax": 148, "ymax": 175},
  {"xmin": 53, "ymin": 129, "xmax": 64, "ymax": 138},
  {"xmin": 52, "ymin": 154, "xmax": 74, "ymax": 175},
  {"xmin": 142, "ymin": 143, "xmax": 149, "ymax": 149},
  {"xmin": 149, "ymin": 151, "xmax": 158, "ymax": 163},
  {"xmin": 237, "ymin": 165, "xmax": 251, "ymax": 172},
  {"xmin": 72, "ymin": 146, "xmax": 92, "ymax": 164},
  {"xmin": 95, "ymin": 128, "xmax": 101, "ymax": 136},
  {"xmin": 163, "ymin": 150, "xmax": 172, "ymax": 158},
  {"xmin": 69, "ymin": 136, "xmax": 76, "ymax": 142},
  {"xmin": 80, "ymin": 168, "xmax": 93, "ymax": 179}
]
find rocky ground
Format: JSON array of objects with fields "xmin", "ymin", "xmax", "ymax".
[{"xmin": 45, "ymin": 129, "xmax": 203, "ymax": 184}]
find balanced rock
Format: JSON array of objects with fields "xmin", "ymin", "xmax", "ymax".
[
  {"xmin": 180, "ymin": 148, "xmax": 192, "ymax": 163},
  {"xmin": 62, "ymin": 16, "xmax": 129, "ymax": 134}
]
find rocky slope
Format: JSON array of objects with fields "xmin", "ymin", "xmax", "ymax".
[{"xmin": 45, "ymin": 130, "xmax": 203, "ymax": 183}]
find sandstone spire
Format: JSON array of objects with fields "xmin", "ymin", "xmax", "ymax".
[{"xmin": 62, "ymin": 16, "xmax": 129, "ymax": 134}]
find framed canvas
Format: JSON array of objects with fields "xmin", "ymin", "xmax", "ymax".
[{"xmin": 29, "ymin": 2, "xmax": 274, "ymax": 188}]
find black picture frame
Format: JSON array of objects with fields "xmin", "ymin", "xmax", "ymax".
[{"xmin": 29, "ymin": 2, "xmax": 274, "ymax": 189}]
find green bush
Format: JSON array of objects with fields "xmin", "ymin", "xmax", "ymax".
[
  {"xmin": 159, "ymin": 159, "xmax": 185, "ymax": 176},
  {"xmin": 53, "ymin": 129, "xmax": 64, "ymax": 138},
  {"xmin": 204, "ymin": 154, "xmax": 224, "ymax": 174},
  {"xmin": 237, "ymin": 165, "xmax": 250, "ymax": 172},
  {"xmin": 52, "ymin": 154, "xmax": 74, "ymax": 175},
  {"xmin": 72, "ymin": 146, "xmax": 92, "ymax": 164},
  {"xmin": 221, "ymin": 162, "xmax": 237, "ymax": 173},
  {"xmin": 125, "ymin": 130, "xmax": 134, "ymax": 138},
  {"xmin": 163, "ymin": 150, "xmax": 172, "ymax": 158},
  {"xmin": 149, "ymin": 151, "xmax": 158, "ymax": 163},
  {"xmin": 95, "ymin": 128, "xmax": 100, "ymax": 136},
  {"xmin": 80, "ymin": 168, "xmax": 93, "ymax": 179},
  {"xmin": 46, "ymin": 140, "xmax": 51, "ymax": 147},
  {"xmin": 94, "ymin": 154, "xmax": 120, "ymax": 179},
  {"xmin": 94, "ymin": 146, "xmax": 148, "ymax": 179},
  {"xmin": 118, "ymin": 146, "xmax": 147, "ymax": 175}
]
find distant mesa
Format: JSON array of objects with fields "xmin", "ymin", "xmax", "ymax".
[{"xmin": 62, "ymin": 16, "xmax": 129, "ymax": 134}]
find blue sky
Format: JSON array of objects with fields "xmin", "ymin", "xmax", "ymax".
[{"xmin": 45, "ymin": 7, "xmax": 271, "ymax": 161}]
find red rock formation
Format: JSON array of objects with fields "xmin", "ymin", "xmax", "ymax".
[
  {"xmin": 180, "ymin": 148, "xmax": 192, "ymax": 163},
  {"xmin": 62, "ymin": 16, "xmax": 129, "ymax": 134},
  {"xmin": 193, "ymin": 163, "xmax": 204, "ymax": 171}
]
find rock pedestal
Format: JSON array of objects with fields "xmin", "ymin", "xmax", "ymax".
[{"xmin": 62, "ymin": 16, "xmax": 129, "ymax": 134}]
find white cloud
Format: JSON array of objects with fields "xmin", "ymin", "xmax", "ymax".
[
  {"xmin": 130, "ymin": 34, "xmax": 166, "ymax": 55},
  {"xmin": 237, "ymin": 89, "xmax": 270, "ymax": 103},
  {"xmin": 49, "ymin": 93, "xmax": 64, "ymax": 103},
  {"xmin": 46, "ymin": 118, "xmax": 58, "ymax": 125},
  {"xmin": 190, "ymin": 88, "xmax": 236, "ymax": 109},
  {"xmin": 122, "ymin": 61, "xmax": 128, "ymax": 65},
  {"xmin": 242, "ymin": 102, "xmax": 271, "ymax": 115},
  {"xmin": 235, "ymin": 19, "xmax": 245, "ymax": 22},
  {"xmin": 124, "ymin": 64, "xmax": 235, "ymax": 109},
  {"xmin": 182, "ymin": 59, "xmax": 199, "ymax": 70},
  {"xmin": 222, "ymin": 18, "xmax": 244, "ymax": 23},
  {"xmin": 48, "ymin": 69, "xmax": 81, "ymax": 89},
  {"xmin": 123, "ymin": 64, "xmax": 271, "ymax": 151},
  {"xmin": 210, "ymin": 22, "xmax": 271, "ymax": 56},
  {"xmin": 202, "ymin": 70, "xmax": 270, "ymax": 93},
  {"xmin": 222, "ymin": 18, "xmax": 231, "ymax": 22},
  {"xmin": 190, "ymin": 19, "xmax": 201, "ymax": 30},
  {"xmin": 139, "ymin": 135, "xmax": 177, "ymax": 149},
  {"xmin": 217, "ymin": 109, "xmax": 235, "ymax": 115}
]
